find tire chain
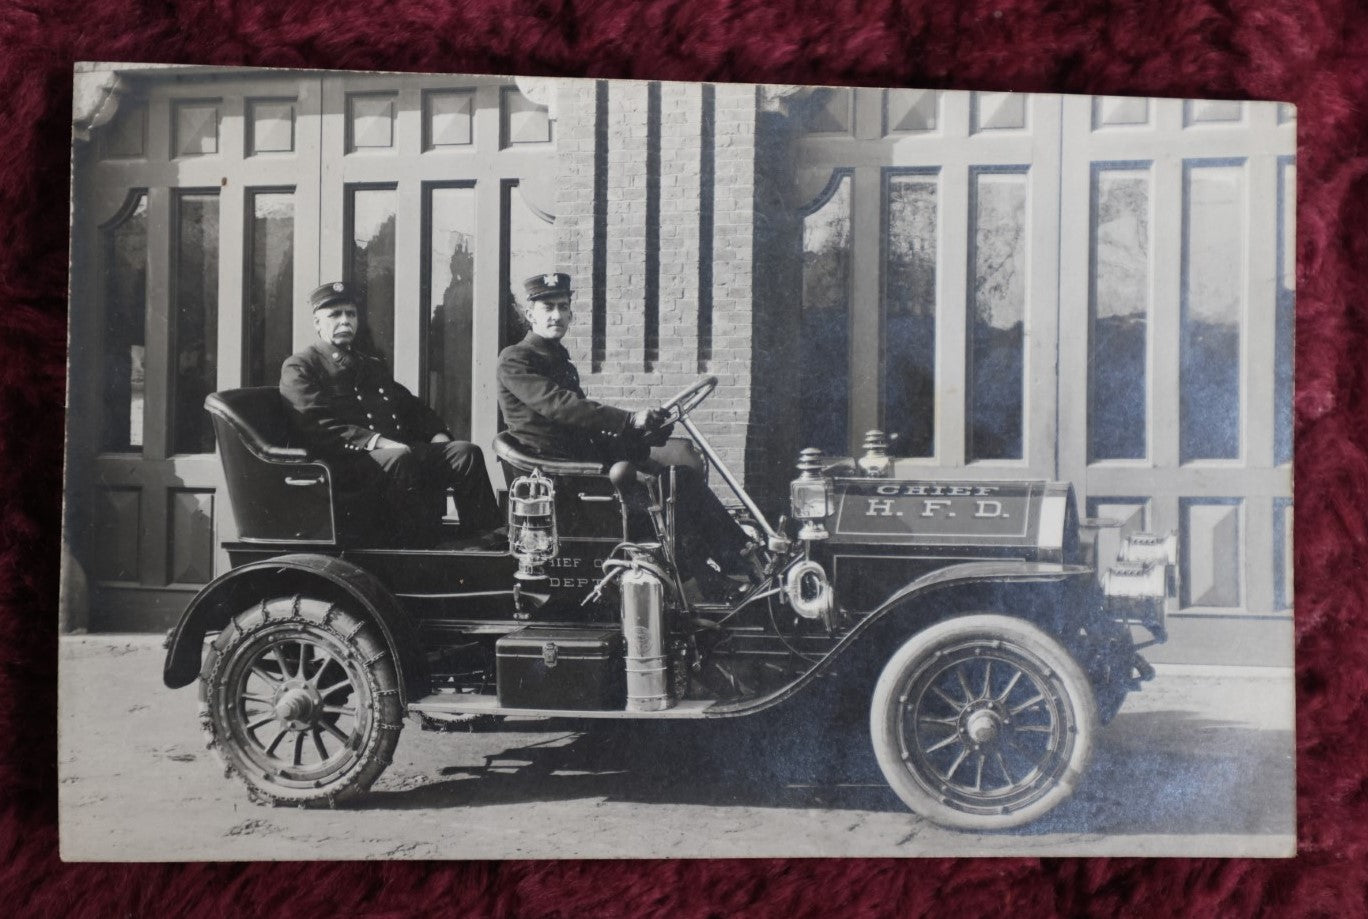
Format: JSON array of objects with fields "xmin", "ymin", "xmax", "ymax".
[{"xmin": 198, "ymin": 596, "xmax": 404, "ymax": 808}]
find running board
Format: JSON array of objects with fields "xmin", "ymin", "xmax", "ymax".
[{"xmin": 408, "ymin": 694, "xmax": 719, "ymax": 720}]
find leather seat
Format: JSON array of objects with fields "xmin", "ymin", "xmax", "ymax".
[
  {"xmin": 491, "ymin": 431, "xmax": 606, "ymax": 477},
  {"xmin": 205, "ymin": 388, "xmax": 351, "ymax": 544}
]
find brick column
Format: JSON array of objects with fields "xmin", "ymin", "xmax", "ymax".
[
  {"xmin": 554, "ymin": 78, "xmax": 599, "ymax": 368},
  {"xmin": 553, "ymin": 80, "xmax": 767, "ymax": 504},
  {"xmin": 707, "ymin": 83, "xmax": 759, "ymax": 482},
  {"xmin": 656, "ymin": 81, "xmax": 702, "ymax": 391},
  {"xmin": 593, "ymin": 79, "xmax": 650, "ymax": 404}
]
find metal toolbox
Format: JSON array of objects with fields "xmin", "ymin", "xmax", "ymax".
[{"xmin": 496, "ymin": 628, "xmax": 626, "ymax": 710}]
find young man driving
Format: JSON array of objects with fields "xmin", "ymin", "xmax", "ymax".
[{"xmin": 497, "ymin": 273, "xmax": 753, "ymax": 596}]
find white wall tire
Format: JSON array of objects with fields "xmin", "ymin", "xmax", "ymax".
[{"xmin": 870, "ymin": 614, "xmax": 1097, "ymax": 831}]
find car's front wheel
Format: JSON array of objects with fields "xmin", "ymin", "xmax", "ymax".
[
  {"xmin": 199, "ymin": 596, "xmax": 403, "ymax": 806},
  {"xmin": 870, "ymin": 614, "xmax": 1097, "ymax": 831}
]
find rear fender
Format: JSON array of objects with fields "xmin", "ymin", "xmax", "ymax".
[{"xmin": 162, "ymin": 554, "xmax": 428, "ymax": 703}]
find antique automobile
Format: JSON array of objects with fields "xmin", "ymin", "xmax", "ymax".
[{"xmin": 162, "ymin": 376, "xmax": 1172, "ymax": 831}]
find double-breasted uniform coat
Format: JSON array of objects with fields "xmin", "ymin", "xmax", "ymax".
[{"xmin": 280, "ymin": 333, "xmax": 501, "ymax": 545}]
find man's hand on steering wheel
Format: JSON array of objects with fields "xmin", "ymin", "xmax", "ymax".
[
  {"xmin": 628, "ymin": 376, "xmax": 717, "ymax": 445},
  {"xmin": 630, "ymin": 408, "xmax": 675, "ymax": 445},
  {"xmin": 630, "ymin": 408, "xmax": 671, "ymax": 432}
]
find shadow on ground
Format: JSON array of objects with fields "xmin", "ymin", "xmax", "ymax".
[{"xmin": 365, "ymin": 693, "xmax": 1292, "ymax": 837}]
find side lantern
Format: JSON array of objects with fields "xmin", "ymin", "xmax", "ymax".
[
  {"xmin": 508, "ymin": 469, "xmax": 558, "ymax": 580},
  {"xmin": 790, "ymin": 447, "xmax": 834, "ymax": 541}
]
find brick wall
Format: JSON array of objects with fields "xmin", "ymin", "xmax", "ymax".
[
  {"xmin": 554, "ymin": 79, "xmax": 598, "ymax": 369},
  {"xmin": 552, "ymin": 79, "xmax": 768, "ymax": 503}
]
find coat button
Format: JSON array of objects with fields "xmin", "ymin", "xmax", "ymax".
[
  {"xmin": 378, "ymin": 387, "xmax": 385, "ymax": 394},
  {"xmin": 367, "ymin": 413, "xmax": 374, "ymax": 419}
]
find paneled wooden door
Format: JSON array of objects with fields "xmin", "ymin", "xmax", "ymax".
[
  {"xmin": 1056, "ymin": 96, "xmax": 1296, "ymax": 616},
  {"xmin": 70, "ymin": 73, "xmax": 325, "ymax": 629},
  {"xmin": 68, "ymin": 70, "xmax": 555, "ymax": 630}
]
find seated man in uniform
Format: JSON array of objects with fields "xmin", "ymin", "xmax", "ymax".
[
  {"xmin": 497, "ymin": 273, "xmax": 753, "ymax": 596},
  {"xmin": 281, "ymin": 281, "xmax": 503, "ymax": 547}
]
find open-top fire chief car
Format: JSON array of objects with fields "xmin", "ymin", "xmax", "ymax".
[{"xmin": 162, "ymin": 376, "xmax": 1173, "ymax": 830}]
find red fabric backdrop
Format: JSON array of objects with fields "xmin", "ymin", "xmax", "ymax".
[{"xmin": 2, "ymin": 0, "xmax": 1363, "ymax": 914}]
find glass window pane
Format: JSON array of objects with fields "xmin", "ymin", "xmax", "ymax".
[
  {"xmin": 1089, "ymin": 168, "xmax": 1150, "ymax": 461},
  {"xmin": 967, "ymin": 171, "xmax": 1027, "ymax": 461},
  {"xmin": 426, "ymin": 185, "xmax": 476, "ymax": 441},
  {"xmin": 244, "ymin": 192, "xmax": 294, "ymax": 387},
  {"xmin": 346, "ymin": 187, "xmax": 398, "ymax": 366},
  {"xmin": 505, "ymin": 184, "xmax": 558, "ymax": 349},
  {"xmin": 1181, "ymin": 163, "xmax": 1244, "ymax": 461},
  {"xmin": 799, "ymin": 174, "xmax": 852, "ymax": 455},
  {"xmin": 1275, "ymin": 159, "xmax": 1295, "ymax": 466},
  {"xmin": 172, "ymin": 192, "xmax": 220, "ymax": 455},
  {"xmin": 883, "ymin": 174, "xmax": 937, "ymax": 457},
  {"xmin": 101, "ymin": 193, "xmax": 148, "ymax": 452}
]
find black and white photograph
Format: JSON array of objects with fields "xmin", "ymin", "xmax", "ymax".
[{"xmin": 59, "ymin": 63, "xmax": 1295, "ymax": 859}]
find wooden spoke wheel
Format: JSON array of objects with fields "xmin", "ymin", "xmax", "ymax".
[
  {"xmin": 871, "ymin": 615, "xmax": 1097, "ymax": 830},
  {"xmin": 200, "ymin": 597, "xmax": 403, "ymax": 807}
]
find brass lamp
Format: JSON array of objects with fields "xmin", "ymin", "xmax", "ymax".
[{"xmin": 789, "ymin": 447, "xmax": 834, "ymax": 541}]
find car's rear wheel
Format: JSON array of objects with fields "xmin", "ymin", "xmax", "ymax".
[
  {"xmin": 870, "ymin": 614, "xmax": 1096, "ymax": 831},
  {"xmin": 199, "ymin": 596, "xmax": 403, "ymax": 807}
]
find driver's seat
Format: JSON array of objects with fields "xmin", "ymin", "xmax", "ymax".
[
  {"xmin": 490, "ymin": 431, "xmax": 709, "ymax": 541},
  {"xmin": 492, "ymin": 431, "xmax": 707, "ymax": 481},
  {"xmin": 492, "ymin": 431, "xmax": 607, "ymax": 477}
]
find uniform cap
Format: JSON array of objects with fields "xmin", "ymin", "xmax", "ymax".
[
  {"xmin": 523, "ymin": 273, "xmax": 573, "ymax": 302},
  {"xmin": 310, "ymin": 281, "xmax": 359, "ymax": 312}
]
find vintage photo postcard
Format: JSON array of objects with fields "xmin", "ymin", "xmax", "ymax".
[{"xmin": 59, "ymin": 63, "xmax": 1295, "ymax": 859}]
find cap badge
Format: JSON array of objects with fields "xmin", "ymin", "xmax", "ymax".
[
  {"xmin": 543, "ymin": 274, "xmax": 557, "ymax": 287},
  {"xmin": 332, "ymin": 282, "xmax": 345, "ymax": 293}
]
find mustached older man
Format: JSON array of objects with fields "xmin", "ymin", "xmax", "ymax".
[{"xmin": 280, "ymin": 281, "xmax": 502, "ymax": 546}]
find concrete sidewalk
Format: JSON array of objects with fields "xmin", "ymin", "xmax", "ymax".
[{"xmin": 58, "ymin": 634, "xmax": 1295, "ymax": 860}]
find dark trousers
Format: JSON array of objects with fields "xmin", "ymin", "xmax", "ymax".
[
  {"xmin": 664, "ymin": 467, "xmax": 752, "ymax": 578},
  {"xmin": 334, "ymin": 441, "xmax": 501, "ymax": 545},
  {"xmin": 616, "ymin": 464, "xmax": 751, "ymax": 579}
]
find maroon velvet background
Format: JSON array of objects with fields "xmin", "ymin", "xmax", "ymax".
[{"xmin": 2, "ymin": 0, "xmax": 1363, "ymax": 914}]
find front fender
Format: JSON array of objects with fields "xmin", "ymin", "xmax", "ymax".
[
  {"xmin": 162, "ymin": 554, "xmax": 428, "ymax": 703},
  {"xmin": 708, "ymin": 559, "xmax": 1097, "ymax": 717},
  {"xmin": 869, "ymin": 560, "xmax": 1095, "ymax": 618}
]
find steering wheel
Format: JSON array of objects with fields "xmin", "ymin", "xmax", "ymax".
[{"xmin": 656, "ymin": 375, "xmax": 718, "ymax": 426}]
